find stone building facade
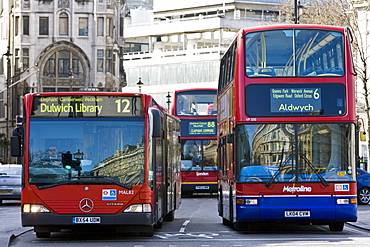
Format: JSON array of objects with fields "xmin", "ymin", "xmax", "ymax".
[{"xmin": 0, "ymin": 0, "xmax": 127, "ymax": 162}]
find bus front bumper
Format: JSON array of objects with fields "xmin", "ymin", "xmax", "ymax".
[{"xmin": 22, "ymin": 212, "xmax": 154, "ymax": 228}]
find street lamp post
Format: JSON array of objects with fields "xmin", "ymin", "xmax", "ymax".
[
  {"xmin": 4, "ymin": 48, "xmax": 12, "ymax": 163},
  {"xmin": 4, "ymin": 49, "xmax": 12, "ymax": 137},
  {"xmin": 294, "ymin": 0, "xmax": 304, "ymax": 24},
  {"xmin": 166, "ymin": 92, "xmax": 171, "ymax": 111},
  {"xmin": 137, "ymin": 77, "xmax": 143, "ymax": 93}
]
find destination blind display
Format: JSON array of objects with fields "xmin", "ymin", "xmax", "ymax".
[
  {"xmin": 32, "ymin": 95, "xmax": 144, "ymax": 117},
  {"xmin": 246, "ymin": 83, "xmax": 346, "ymax": 117},
  {"xmin": 270, "ymin": 88, "xmax": 321, "ymax": 113},
  {"xmin": 180, "ymin": 119, "xmax": 217, "ymax": 137}
]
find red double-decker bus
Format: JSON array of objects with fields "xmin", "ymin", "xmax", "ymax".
[
  {"xmin": 171, "ymin": 88, "xmax": 218, "ymax": 195},
  {"xmin": 217, "ymin": 24, "xmax": 357, "ymax": 231},
  {"xmin": 11, "ymin": 92, "xmax": 181, "ymax": 237}
]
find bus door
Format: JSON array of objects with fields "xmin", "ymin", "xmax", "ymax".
[{"xmin": 151, "ymin": 108, "xmax": 165, "ymax": 222}]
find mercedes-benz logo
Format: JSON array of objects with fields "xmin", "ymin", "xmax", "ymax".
[{"xmin": 79, "ymin": 198, "xmax": 94, "ymax": 212}]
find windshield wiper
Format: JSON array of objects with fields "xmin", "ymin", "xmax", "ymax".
[
  {"xmin": 266, "ymin": 145, "xmax": 289, "ymax": 187},
  {"xmin": 37, "ymin": 180, "xmax": 75, "ymax": 189},
  {"xmin": 36, "ymin": 176, "xmax": 133, "ymax": 190},
  {"xmin": 300, "ymin": 154, "xmax": 329, "ymax": 187}
]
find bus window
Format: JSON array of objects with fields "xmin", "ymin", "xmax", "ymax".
[
  {"xmin": 245, "ymin": 29, "xmax": 344, "ymax": 77},
  {"xmin": 235, "ymin": 123, "xmax": 355, "ymax": 183}
]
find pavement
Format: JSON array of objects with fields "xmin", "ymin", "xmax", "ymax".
[
  {"xmin": 347, "ymin": 204, "xmax": 370, "ymax": 231},
  {"xmin": 1, "ymin": 202, "xmax": 370, "ymax": 247}
]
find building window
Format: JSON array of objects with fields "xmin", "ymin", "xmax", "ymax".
[
  {"xmin": 120, "ymin": 17, "xmax": 123, "ymax": 37},
  {"xmin": 106, "ymin": 17, "xmax": 112, "ymax": 37},
  {"xmin": 0, "ymin": 92, "xmax": 4, "ymax": 118},
  {"xmin": 23, "ymin": 16, "xmax": 29, "ymax": 35},
  {"xmin": 43, "ymin": 50, "xmax": 83, "ymax": 78},
  {"xmin": 97, "ymin": 49, "xmax": 104, "ymax": 72},
  {"xmin": 106, "ymin": 50, "xmax": 112, "ymax": 73},
  {"xmin": 59, "ymin": 13, "xmax": 68, "ymax": 36},
  {"xmin": 79, "ymin": 17, "xmax": 88, "ymax": 36},
  {"xmin": 23, "ymin": 48, "xmax": 29, "ymax": 70},
  {"xmin": 39, "ymin": 17, "xmax": 49, "ymax": 35},
  {"xmin": 15, "ymin": 49, "xmax": 20, "ymax": 73},
  {"xmin": 113, "ymin": 54, "xmax": 116, "ymax": 76},
  {"xmin": 15, "ymin": 16, "xmax": 20, "ymax": 36},
  {"xmin": 97, "ymin": 17, "xmax": 104, "ymax": 36}
]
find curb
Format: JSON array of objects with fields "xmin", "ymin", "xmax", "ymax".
[
  {"xmin": 7, "ymin": 228, "xmax": 33, "ymax": 247},
  {"xmin": 346, "ymin": 222, "xmax": 370, "ymax": 232}
]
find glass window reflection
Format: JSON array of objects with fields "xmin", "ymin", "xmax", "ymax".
[
  {"xmin": 181, "ymin": 140, "xmax": 217, "ymax": 172},
  {"xmin": 28, "ymin": 118, "xmax": 145, "ymax": 186},
  {"xmin": 235, "ymin": 123, "xmax": 355, "ymax": 183}
]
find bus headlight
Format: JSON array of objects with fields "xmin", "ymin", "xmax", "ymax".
[
  {"xmin": 337, "ymin": 198, "xmax": 357, "ymax": 204},
  {"xmin": 236, "ymin": 198, "xmax": 258, "ymax": 205},
  {"xmin": 124, "ymin": 204, "xmax": 152, "ymax": 212},
  {"xmin": 337, "ymin": 199, "xmax": 349, "ymax": 204},
  {"xmin": 23, "ymin": 204, "xmax": 50, "ymax": 213}
]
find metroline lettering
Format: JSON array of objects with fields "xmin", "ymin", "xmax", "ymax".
[
  {"xmin": 278, "ymin": 103, "xmax": 314, "ymax": 112},
  {"xmin": 283, "ymin": 185, "xmax": 312, "ymax": 192},
  {"xmin": 40, "ymin": 103, "xmax": 103, "ymax": 114}
]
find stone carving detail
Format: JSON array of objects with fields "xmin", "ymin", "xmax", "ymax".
[{"xmin": 58, "ymin": 0, "xmax": 70, "ymax": 8}]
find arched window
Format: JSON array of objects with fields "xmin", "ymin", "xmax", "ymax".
[{"xmin": 43, "ymin": 50, "xmax": 83, "ymax": 78}]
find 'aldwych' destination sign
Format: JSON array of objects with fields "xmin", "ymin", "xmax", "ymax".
[{"xmin": 270, "ymin": 88, "xmax": 321, "ymax": 113}]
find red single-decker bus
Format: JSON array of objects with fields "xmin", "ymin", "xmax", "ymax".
[{"xmin": 11, "ymin": 92, "xmax": 181, "ymax": 237}]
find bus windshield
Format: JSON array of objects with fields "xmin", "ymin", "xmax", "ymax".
[
  {"xmin": 176, "ymin": 90, "xmax": 217, "ymax": 116},
  {"xmin": 245, "ymin": 29, "xmax": 344, "ymax": 77},
  {"xmin": 181, "ymin": 140, "xmax": 217, "ymax": 172},
  {"xmin": 235, "ymin": 123, "xmax": 356, "ymax": 184},
  {"xmin": 28, "ymin": 118, "xmax": 145, "ymax": 188}
]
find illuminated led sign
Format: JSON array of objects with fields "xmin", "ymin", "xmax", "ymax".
[
  {"xmin": 270, "ymin": 88, "xmax": 321, "ymax": 113},
  {"xmin": 246, "ymin": 83, "xmax": 346, "ymax": 117},
  {"xmin": 181, "ymin": 119, "xmax": 217, "ymax": 137},
  {"xmin": 32, "ymin": 95, "xmax": 144, "ymax": 117}
]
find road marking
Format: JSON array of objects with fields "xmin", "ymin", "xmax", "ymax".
[
  {"xmin": 183, "ymin": 220, "xmax": 190, "ymax": 226},
  {"xmin": 179, "ymin": 220, "xmax": 190, "ymax": 233}
]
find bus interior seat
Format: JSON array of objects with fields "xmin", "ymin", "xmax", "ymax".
[
  {"xmin": 301, "ymin": 67, "xmax": 323, "ymax": 76},
  {"xmin": 323, "ymin": 67, "xmax": 344, "ymax": 75},
  {"xmin": 246, "ymin": 67, "xmax": 255, "ymax": 76},
  {"xmin": 258, "ymin": 67, "xmax": 276, "ymax": 76}
]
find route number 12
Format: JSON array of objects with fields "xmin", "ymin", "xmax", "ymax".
[{"xmin": 115, "ymin": 99, "xmax": 131, "ymax": 113}]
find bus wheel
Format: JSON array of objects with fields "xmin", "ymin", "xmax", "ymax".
[
  {"xmin": 222, "ymin": 217, "xmax": 232, "ymax": 226},
  {"xmin": 36, "ymin": 232, "xmax": 51, "ymax": 238},
  {"xmin": 164, "ymin": 210, "xmax": 175, "ymax": 221},
  {"xmin": 139, "ymin": 226, "xmax": 154, "ymax": 237},
  {"xmin": 329, "ymin": 222, "xmax": 344, "ymax": 232},
  {"xmin": 233, "ymin": 221, "xmax": 249, "ymax": 231},
  {"xmin": 155, "ymin": 219, "xmax": 163, "ymax": 229}
]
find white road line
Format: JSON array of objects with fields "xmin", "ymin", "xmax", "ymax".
[
  {"xmin": 179, "ymin": 219, "xmax": 191, "ymax": 233},
  {"xmin": 182, "ymin": 220, "xmax": 190, "ymax": 226}
]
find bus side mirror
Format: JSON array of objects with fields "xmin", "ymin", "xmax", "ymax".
[
  {"xmin": 11, "ymin": 135, "xmax": 22, "ymax": 157},
  {"xmin": 227, "ymin": 133, "xmax": 234, "ymax": 143},
  {"xmin": 151, "ymin": 108, "xmax": 162, "ymax": 138}
]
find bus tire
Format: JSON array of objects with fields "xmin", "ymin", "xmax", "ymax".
[
  {"xmin": 222, "ymin": 217, "xmax": 232, "ymax": 225},
  {"xmin": 233, "ymin": 221, "xmax": 249, "ymax": 231},
  {"xmin": 36, "ymin": 232, "xmax": 51, "ymax": 238},
  {"xmin": 154, "ymin": 219, "xmax": 163, "ymax": 229},
  {"xmin": 139, "ymin": 226, "xmax": 154, "ymax": 237},
  {"xmin": 329, "ymin": 222, "xmax": 344, "ymax": 231},
  {"xmin": 164, "ymin": 210, "xmax": 175, "ymax": 221}
]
